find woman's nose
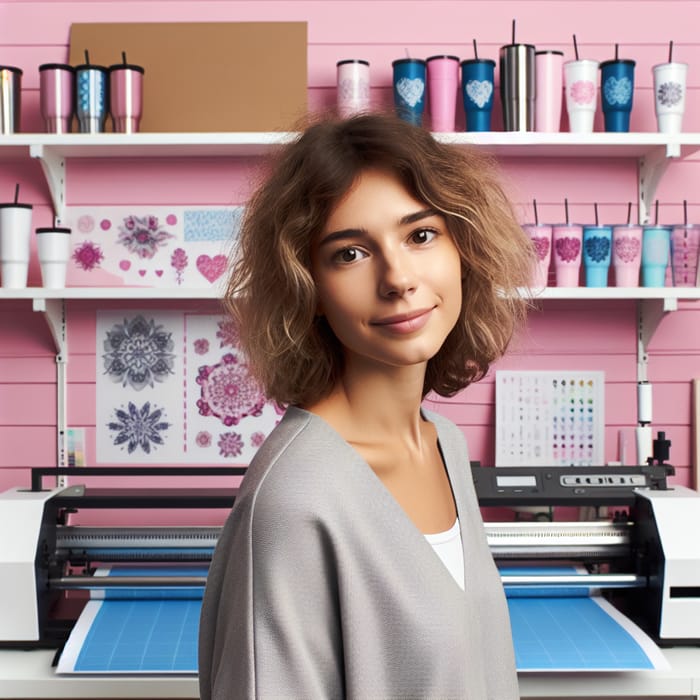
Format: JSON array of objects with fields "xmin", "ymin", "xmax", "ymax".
[{"xmin": 377, "ymin": 253, "xmax": 417, "ymax": 298}]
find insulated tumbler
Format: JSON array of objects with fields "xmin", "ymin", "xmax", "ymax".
[{"xmin": 499, "ymin": 43, "xmax": 536, "ymax": 131}]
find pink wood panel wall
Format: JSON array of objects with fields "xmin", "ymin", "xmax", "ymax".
[{"xmin": 1, "ymin": 0, "xmax": 699, "ymax": 496}]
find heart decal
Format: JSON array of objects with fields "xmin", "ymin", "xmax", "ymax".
[
  {"xmin": 603, "ymin": 76, "xmax": 632, "ymax": 106},
  {"xmin": 465, "ymin": 80, "xmax": 493, "ymax": 108},
  {"xmin": 196, "ymin": 254, "xmax": 227, "ymax": 283},
  {"xmin": 155, "ymin": 269, "xmax": 164, "ymax": 277},
  {"xmin": 138, "ymin": 269, "xmax": 147, "ymax": 277},
  {"xmin": 396, "ymin": 77, "xmax": 425, "ymax": 107},
  {"xmin": 614, "ymin": 236, "xmax": 641, "ymax": 263},
  {"xmin": 530, "ymin": 236, "xmax": 550, "ymax": 261}
]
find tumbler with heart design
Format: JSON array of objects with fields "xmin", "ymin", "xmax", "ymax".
[
  {"xmin": 392, "ymin": 58, "xmax": 426, "ymax": 126},
  {"xmin": 582, "ymin": 225, "xmax": 612, "ymax": 287},
  {"xmin": 600, "ymin": 59, "xmax": 635, "ymax": 132},
  {"xmin": 460, "ymin": 58, "xmax": 495, "ymax": 131},
  {"xmin": 522, "ymin": 224, "xmax": 552, "ymax": 289},
  {"xmin": 612, "ymin": 224, "xmax": 642, "ymax": 287},
  {"xmin": 552, "ymin": 224, "xmax": 583, "ymax": 286}
]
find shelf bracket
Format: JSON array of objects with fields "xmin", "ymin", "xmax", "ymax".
[
  {"xmin": 32, "ymin": 298, "xmax": 68, "ymax": 480},
  {"xmin": 637, "ymin": 297, "xmax": 676, "ymax": 382},
  {"xmin": 638, "ymin": 144, "xmax": 679, "ymax": 225},
  {"xmin": 29, "ymin": 145, "xmax": 66, "ymax": 226}
]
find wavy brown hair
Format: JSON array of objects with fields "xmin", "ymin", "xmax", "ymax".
[{"xmin": 224, "ymin": 112, "xmax": 534, "ymax": 406}]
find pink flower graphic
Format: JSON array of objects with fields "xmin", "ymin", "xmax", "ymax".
[
  {"xmin": 196, "ymin": 431, "xmax": 212, "ymax": 448},
  {"xmin": 171, "ymin": 247, "xmax": 188, "ymax": 285},
  {"xmin": 555, "ymin": 237, "xmax": 581, "ymax": 263},
  {"xmin": 72, "ymin": 241, "xmax": 104, "ymax": 271},
  {"xmin": 218, "ymin": 431, "xmax": 244, "ymax": 458},
  {"xmin": 193, "ymin": 338, "xmax": 210, "ymax": 355},
  {"xmin": 614, "ymin": 236, "xmax": 641, "ymax": 263},
  {"xmin": 250, "ymin": 431, "xmax": 266, "ymax": 448},
  {"xmin": 117, "ymin": 215, "xmax": 173, "ymax": 260},
  {"xmin": 569, "ymin": 80, "xmax": 595, "ymax": 105}
]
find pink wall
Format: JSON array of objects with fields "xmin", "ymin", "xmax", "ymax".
[{"xmin": 1, "ymin": 0, "xmax": 699, "ymax": 498}]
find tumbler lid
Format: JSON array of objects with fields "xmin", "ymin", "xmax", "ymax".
[
  {"xmin": 600, "ymin": 59, "xmax": 636, "ymax": 69},
  {"xmin": 535, "ymin": 50, "xmax": 564, "ymax": 56},
  {"xmin": 337, "ymin": 59, "xmax": 369, "ymax": 66},
  {"xmin": 74, "ymin": 64, "xmax": 108, "ymax": 73},
  {"xmin": 36, "ymin": 227, "xmax": 71, "ymax": 234},
  {"xmin": 392, "ymin": 58, "xmax": 426, "ymax": 66},
  {"xmin": 39, "ymin": 63, "xmax": 75, "ymax": 72},
  {"xmin": 109, "ymin": 63, "xmax": 145, "ymax": 74},
  {"xmin": 460, "ymin": 58, "xmax": 495, "ymax": 67},
  {"xmin": 0, "ymin": 65, "xmax": 23, "ymax": 75},
  {"xmin": 0, "ymin": 202, "xmax": 32, "ymax": 209},
  {"xmin": 426, "ymin": 55, "xmax": 460, "ymax": 62}
]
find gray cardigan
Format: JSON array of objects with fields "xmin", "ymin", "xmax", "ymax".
[{"xmin": 199, "ymin": 406, "xmax": 518, "ymax": 699}]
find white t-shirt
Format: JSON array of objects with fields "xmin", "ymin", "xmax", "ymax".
[{"xmin": 425, "ymin": 518, "xmax": 465, "ymax": 590}]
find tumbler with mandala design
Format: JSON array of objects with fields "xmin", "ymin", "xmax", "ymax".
[
  {"xmin": 583, "ymin": 225, "xmax": 612, "ymax": 286},
  {"xmin": 75, "ymin": 62, "xmax": 108, "ymax": 133},
  {"xmin": 522, "ymin": 223, "xmax": 552, "ymax": 289},
  {"xmin": 600, "ymin": 59, "xmax": 635, "ymax": 132},
  {"xmin": 563, "ymin": 59, "xmax": 599, "ymax": 133},
  {"xmin": 612, "ymin": 224, "xmax": 642, "ymax": 287},
  {"xmin": 552, "ymin": 223, "xmax": 583, "ymax": 286},
  {"xmin": 642, "ymin": 225, "xmax": 671, "ymax": 287},
  {"xmin": 653, "ymin": 62, "xmax": 688, "ymax": 134}
]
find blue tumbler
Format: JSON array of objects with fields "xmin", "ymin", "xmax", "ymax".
[
  {"xmin": 583, "ymin": 225, "xmax": 612, "ymax": 287},
  {"xmin": 460, "ymin": 59, "xmax": 495, "ymax": 131},
  {"xmin": 600, "ymin": 59, "xmax": 635, "ymax": 132},
  {"xmin": 75, "ymin": 63, "xmax": 108, "ymax": 133},
  {"xmin": 641, "ymin": 225, "xmax": 671, "ymax": 287},
  {"xmin": 392, "ymin": 58, "xmax": 427, "ymax": 126}
]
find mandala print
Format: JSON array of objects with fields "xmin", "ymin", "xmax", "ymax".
[
  {"xmin": 218, "ymin": 431, "xmax": 244, "ymax": 458},
  {"xmin": 530, "ymin": 236, "xmax": 550, "ymax": 262},
  {"xmin": 117, "ymin": 215, "xmax": 174, "ymax": 259},
  {"xmin": 569, "ymin": 80, "xmax": 595, "ymax": 105},
  {"xmin": 216, "ymin": 318, "xmax": 240, "ymax": 348},
  {"xmin": 614, "ymin": 236, "xmax": 641, "ymax": 263},
  {"xmin": 193, "ymin": 338, "xmax": 210, "ymax": 355},
  {"xmin": 657, "ymin": 81, "xmax": 683, "ymax": 108},
  {"xmin": 603, "ymin": 76, "xmax": 632, "ymax": 106},
  {"xmin": 196, "ymin": 431, "xmax": 212, "ymax": 448},
  {"xmin": 196, "ymin": 353, "xmax": 266, "ymax": 426},
  {"xmin": 584, "ymin": 236, "xmax": 610, "ymax": 263},
  {"xmin": 103, "ymin": 315, "xmax": 176, "ymax": 391},
  {"xmin": 108, "ymin": 401, "xmax": 171, "ymax": 454},
  {"xmin": 72, "ymin": 241, "xmax": 104, "ymax": 271},
  {"xmin": 555, "ymin": 237, "xmax": 581, "ymax": 263}
]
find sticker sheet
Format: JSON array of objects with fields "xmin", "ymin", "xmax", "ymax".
[
  {"xmin": 96, "ymin": 311, "xmax": 281, "ymax": 464},
  {"xmin": 495, "ymin": 370, "xmax": 605, "ymax": 467},
  {"xmin": 64, "ymin": 206, "xmax": 243, "ymax": 289}
]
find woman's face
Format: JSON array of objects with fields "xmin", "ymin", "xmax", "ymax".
[{"xmin": 310, "ymin": 169, "xmax": 463, "ymax": 373}]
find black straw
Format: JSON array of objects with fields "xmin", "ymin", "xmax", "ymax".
[
  {"xmin": 473, "ymin": 39, "xmax": 479, "ymax": 60},
  {"xmin": 512, "ymin": 19, "xmax": 516, "ymax": 45},
  {"xmin": 573, "ymin": 35, "xmax": 579, "ymax": 60},
  {"xmin": 655, "ymin": 200, "xmax": 659, "ymax": 225},
  {"xmin": 13, "ymin": 183, "xmax": 19, "ymax": 204},
  {"xmin": 84, "ymin": 49, "xmax": 90, "ymax": 65},
  {"xmin": 122, "ymin": 51, "xmax": 127, "ymax": 65},
  {"xmin": 684, "ymin": 199, "xmax": 688, "ymax": 226},
  {"xmin": 533, "ymin": 199, "xmax": 539, "ymax": 226},
  {"xmin": 615, "ymin": 44, "xmax": 619, "ymax": 60},
  {"xmin": 594, "ymin": 203, "xmax": 599, "ymax": 226},
  {"xmin": 669, "ymin": 40, "xmax": 674, "ymax": 63},
  {"xmin": 564, "ymin": 198, "xmax": 570, "ymax": 224},
  {"xmin": 626, "ymin": 202, "xmax": 632, "ymax": 225}
]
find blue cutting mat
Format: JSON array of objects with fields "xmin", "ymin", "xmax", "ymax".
[{"xmin": 74, "ymin": 598, "xmax": 200, "ymax": 672}]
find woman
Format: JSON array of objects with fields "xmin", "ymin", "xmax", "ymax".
[{"xmin": 199, "ymin": 113, "xmax": 533, "ymax": 699}]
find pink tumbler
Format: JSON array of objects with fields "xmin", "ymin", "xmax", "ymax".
[
  {"xmin": 39, "ymin": 63, "xmax": 75, "ymax": 133},
  {"xmin": 535, "ymin": 50, "xmax": 563, "ymax": 132},
  {"xmin": 109, "ymin": 61, "xmax": 144, "ymax": 133},
  {"xmin": 427, "ymin": 55, "xmax": 459, "ymax": 132},
  {"xmin": 552, "ymin": 223, "xmax": 583, "ymax": 286}
]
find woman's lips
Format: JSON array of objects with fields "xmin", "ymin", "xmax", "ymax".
[{"xmin": 372, "ymin": 308, "xmax": 434, "ymax": 334}]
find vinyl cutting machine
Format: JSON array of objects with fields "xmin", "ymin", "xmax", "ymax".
[{"xmin": 1, "ymin": 457, "xmax": 700, "ymax": 650}]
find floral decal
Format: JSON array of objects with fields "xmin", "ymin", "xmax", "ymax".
[
  {"xmin": 218, "ymin": 431, "xmax": 245, "ymax": 458},
  {"xmin": 103, "ymin": 315, "xmax": 176, "ymax": 391},
  {"xmin": 584, "ymin": 236, "xmax": 610, "ymax": 263},
  {"xmin": 196, "ymin": 431, "xmax": 212, "ymax": 448},
  {"xmin": 569, "ymin": 80, "xmax": 595, "ymax": 105},
  {"xmin": 555, "ymin": 237, "xmax": 581, "ymax": 263},
  {"xmin": 117, "ymin": 215, "xmax": 173, "ymax": 259},
  {"xmin": 614, "ymin": 236, "xmax": 641, "ymax": 263},
  {"xmin": 250, "ymin": 431, "xmax": 266, "ymax": 448},
  {"xmin": 603, "ymin": 76, "xmax": 632, "ymax": 106},
  {"xmin": 108, "ymin": 401, "xmax": 171, "ymax": 454},
  {"xmin": 72, "ymin": 241, "xmax": 104, "ymax": 271},
  {"xmin": 530, "ymin": 236, "xmax": 550, "ymax": 262},
  {"xmin": 193, "ymin": 338, "xmax": 210, "ymax": 355},
  {"xmin": 171, "ymin": 247, "xmax": 188, "ymax": 285},
  {"xmin": 196, "ymin": 353, "xmax": 266, "ymax": 426},
  {"xmin": 216, "ymin": 318, "xmax": 240, "ymax": 349},
  {"xmin": 657, "ymin": 81, "xmax": 683, "ymax": 108}
]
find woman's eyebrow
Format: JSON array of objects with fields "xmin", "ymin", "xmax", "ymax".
[{"xmin": 319, "ymin": 208, "xmax": 440, "ymax": 247}]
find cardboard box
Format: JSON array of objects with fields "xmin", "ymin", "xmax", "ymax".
[{"xmin": 69, "ymin": 22, "xmax": 308, "ymax": 132}]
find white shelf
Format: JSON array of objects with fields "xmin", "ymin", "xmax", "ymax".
[
  {"xmin": 529, "ymin": 287, "xmax": 700, "ymax": 301},
  {"xmin": 0, "ymin": 287, "xmax": 224, "ymax": 300},
  {"xmin": 1, "ymin": 131, "xmax": 699, "ymax": 159}
]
